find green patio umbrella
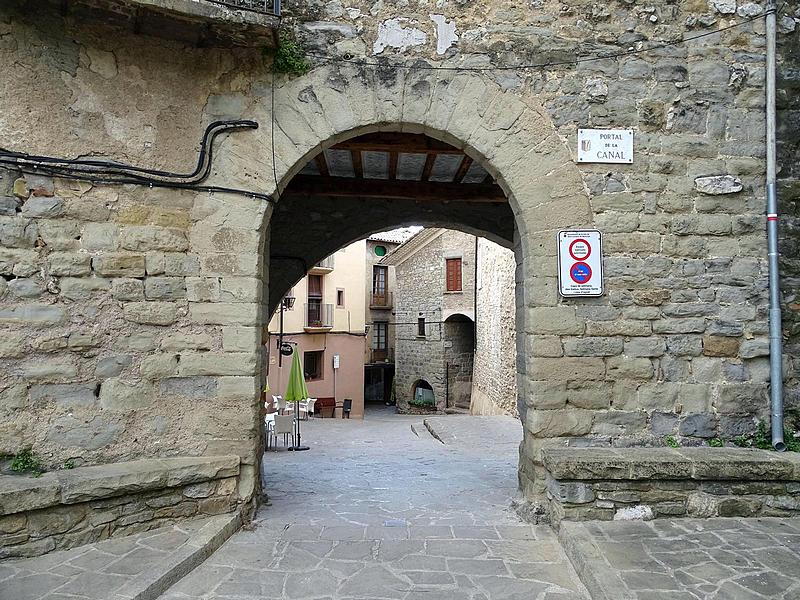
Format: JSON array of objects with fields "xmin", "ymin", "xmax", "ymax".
[{"xmin": 284, "ymin": 347, "xmax": 310, "ymax": 451}]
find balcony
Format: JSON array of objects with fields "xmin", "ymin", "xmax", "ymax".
[
  {"xmin": 64, "ymin": 0, "xmax": 280, "ymax": 48},
  {"xmin": 369, "ymin": 347, "xmax": 394, "ymax": 364},
  {"xmin": 304, "ymin": 302, "xmax": 333, "ymax": 331},
  {"xmin": 370, "ymin": 291, "xmax": 393, "ymax": 310},
  {"xmin": 308, "ymin": 255, "xmax": 335, "ymax": 275}
]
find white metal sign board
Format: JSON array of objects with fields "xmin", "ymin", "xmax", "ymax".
[
  {"xmin": 333, "ymin": 354, "xmax": 340, "ymax": 369},
  {"xmin": 577, "ymin": 129, "xmax": 633, "ymax": 164},
  {"xmin": 558, "ymin": 230, "xmax": 604, "ymax": 297}
]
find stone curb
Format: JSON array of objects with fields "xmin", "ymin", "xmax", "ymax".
[
  {"xmin": 112, "ymin": 511, "xmax": 242, "ymax": 600},
  {"xmin": 558, "ymin": 521, "xmax": 634, "ymax": 600}
]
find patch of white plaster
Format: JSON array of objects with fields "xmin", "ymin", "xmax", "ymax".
[
  {"xmin": 613, "ymin": 505, "xmax": 654, "ymax": 521},
  {"xmin": 373, "ymin": 18, "xmax": 427, "ymax": 54},
  {"xmin": 430, "ymin": 14, "xmax": 458, "ymax": 55}
]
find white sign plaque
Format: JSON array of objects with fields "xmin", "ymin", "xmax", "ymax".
[
  {"xmin": 333, "ymin": 354, "xmax": 340, "ymax": 369},
  {"xmin": 557, "ymin": 230, "xmax": 604, "ymax": 297},
  {"xmin": 577, "ymin": 129, "xmax": 633, "ymax": 164}
]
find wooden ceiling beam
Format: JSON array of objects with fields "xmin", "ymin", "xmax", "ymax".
[
  {"xmin": 314, "ymin": 153, "xmax": 329, "ymax": 177},
  {"xmin": 351, "ymin": 150, "xmax": 363, "ymax": 178},
  {"xmin": 452, "ymin": 156, "xmax": 474, "ymax": 183},
  {"xmin": 331, "ymin": 132, "xmax": 464, "ymax": 155},
  {"xmin": 284, "ymin": 175, "xmax": 507, "ymax": 204},
  {"xmin": 420, "ymin": 153, "xmax": 436, "ymax": 182},
  {"xmin": 388, "ymin": 151, "xmax": 398, "ymax": 180}
]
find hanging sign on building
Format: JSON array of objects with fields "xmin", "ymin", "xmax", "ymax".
[
  {"xmin": 577, "ymin": 129, "xmax": 633, "ymax": 164},
  {"xmin": 558, "ymin": 230, "xmax": 604, "ymax": 297},
  {"xmin": 333, "ymin": 354, "xmax": 340, "ymax": 369}
]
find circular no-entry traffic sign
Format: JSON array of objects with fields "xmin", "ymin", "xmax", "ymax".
[
  {"xmin": 569, "ymin": 238, "xmax": 591, "ymax": 261},
  {"xmin": 570, "ymin": 262, "xmax": 592, "ymax": 284}
]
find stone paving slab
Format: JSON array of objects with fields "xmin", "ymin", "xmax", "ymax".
[
  {"xmin": 560, "ymin": 517, "xmax": 800, "ymax": 600},
  {"xmin": 162, "ymin": 407, "xmax": 587, "ymax": 599},
  {"xmin": 0, "ymin": 514, "xmax": 240, "ymax": 600}
]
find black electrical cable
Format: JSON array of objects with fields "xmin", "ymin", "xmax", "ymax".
[{"xmin": 0, "ymin": 120, "xmax": 276, "ymax": 203}]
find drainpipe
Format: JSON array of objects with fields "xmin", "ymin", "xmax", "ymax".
[{"xmin": 766, "ymin": 0, "xmax": 785, "ymax": 451}]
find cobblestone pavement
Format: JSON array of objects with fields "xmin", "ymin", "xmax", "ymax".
[
  {"xmin": 562, "ymin": 518, "xmax": 800, "ymax": 600},
  {"xmin": 161, "ymin": 407, "xmax": 588, "ymax": 599},
  {"xmin": 0, "ymin": 516, "xmax": 235, "ymax": 600}
]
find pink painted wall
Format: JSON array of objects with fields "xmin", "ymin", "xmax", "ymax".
[{"xmin": 267, "ymin": 333, "xmax": 366, "ymax": 418}]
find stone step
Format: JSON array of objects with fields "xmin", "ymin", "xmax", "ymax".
[{"xmin": 444, "ymin": 407, "xmax": 470, "ymax": 415}]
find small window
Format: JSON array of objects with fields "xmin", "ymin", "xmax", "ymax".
[
  {"xmin": 374, "ymin": 245, "xmax": 387, "ymax": 257},
  {"xmin": 373, "ymin": 322, "xmax": 388, "ymax": 350},
  {"xmin": 336, "ymin": 288, "xmax": 345, "ymax": 307},
  {"xmin": 417, "ymin": 317, "xmax": 426, "ymax": 338},
  {"xmin": 446, "ymin": 258, "xmax": 462, "ymax": 292},
  {"xmin": 304, "ymin": 350, "xmax": 324, "ymax": 380}
]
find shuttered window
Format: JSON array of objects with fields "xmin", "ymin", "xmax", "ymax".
[{"xmin": 446, "ymin": 258, "xmax": 462, "ymax": 291}]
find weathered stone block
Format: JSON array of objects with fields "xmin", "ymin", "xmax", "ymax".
[
  {"xmin": 59, "ymin": 277, "xmax": 110, "ymax": 300},
  {"xmin": 219, "ymin": 277, "xmax": 261, "ymax": 303},
  {"xmin": 111, "ymin": 278, "xmax": 144, "ymax": 301},
  {"xmin": 123, "ymin": 302, "xmax": 178, "ymax": 326},
  {"xmin": 144, "ymin": 277, "xmax": 186, "ymax": 300},
  {"xmin": 624, "ymin": 338, "xmax": 666, "ymax": 357},
  {"xmin": 189, "ymin": 303, "xmax": 259, "ymax": 326},
  {"xmin": 81, "ymin": 223, "xmax": 119, "ymax": 251},
  {"xmin": 140, "ymin": 354, "xmax": 179, "ymax": 380},
  {"xmin": 159, "ymin": 377, "xmax": 218, "ymax": 399},
  {"xmin": 547, "ymin": 478, "xmax": 594, "ymax": 504},
  {"xmin": 93, "ymin": 254, "xmax": 146, "ymax": 277},
  {"xmin": 7, "ymin": 277, "xmax": 42, "ymax": 298},
  {"xmin": 178, "ymin": 353, "xmax": 257, "ymax": 376},
  {"xmin": 703, "ymin": 335, "xmax": 740, "ymax": 357},
  {"xmin": 606, "ymin": 356, "xmax": 653, "ymax": 380},
  {"xmin": 99, "ymin": 378, "xmax": 153, "ymax": 411},
  {"xmin": 678, "ymin": 414, "xmax": 717, "ymax": 438},
  {"xmin": 527, "ymin": 409, "xmax": 593, "ymax": 437},
  {"xmin": 20, "ymin": 358, "xmax": 78, "ymax": 381},
  {"xmin": 160, "ymin": 333, "xmax": 213, "ymax": 351},
  {"xmin": 528, "ymin": 307, "xmax": 584, "ymax": 335},
  {"xmin": 530, "ymin": 357, "xmax": 605, "ymax": 381},
  {"xmin": 96, "ymin": 355, "xmax": 132, "ymax": 379},
  {"xmin": 563, "ymin": 337, "xmax": 623, "ymax": 357},
  {"xmin": 47, "ymin": 252, "xmax": 92, "ymax": 276},
  {"xmin": 120, "ymin": 226, "xmax": 189, "ymax": 252},
  {"xmin": 186, "ymin": 277, "xmax": 220, "ymax": 302},
  {"xmin": 221, "ymin": 327, "xmax": 259, "ymax": 353},
  {"xmin": 21, "ymin": 197, "xmax": 63, "ymax": 218}
]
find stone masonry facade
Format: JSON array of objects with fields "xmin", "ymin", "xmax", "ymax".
[
  {"xmin": 0, "ymin": 0, "xmax": 799, "ymax": 516},
  {"xmin": 392, "ymin": 229, "xmax": 476, "ymax": 412},
  {"xmin": 471, "ymin": 239, "xmax": 518, "ymax": 418}
]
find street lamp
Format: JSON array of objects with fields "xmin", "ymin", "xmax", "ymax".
[{"xmin": 277, "ymin": 291, "xmax": 296, "ymax": 367}]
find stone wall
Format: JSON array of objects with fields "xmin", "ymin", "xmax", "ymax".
[
  {"xmin": 778, "ymin": 6, "xmax": 800, "ymax": 428},
  {"xmin": 393, "ymin": 230, "xmax": 476, "ymax": 412},
  {"xmin": 0, "ymin": 455, "xmax": 240, "ymax": 558},
  {"xmin": 543, "ymin": 447, "xmax": 800, "ymax": 525},
  {"xmin": 471, "ymin": 239, "xmax": 518, "ymax": 418},
  {"xmin": 0, "ymin": 0, "xmax": 798, "ymax": 510}
]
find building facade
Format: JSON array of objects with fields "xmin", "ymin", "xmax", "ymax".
[
  {"xmin": 363, "ymin": 232, "xmax": 404, "ymax": 404},
  {"xmin": 267, "ymin": 241, "xmax": 367, "ymax": 418},
  {"xmin": 471, "ymin": 239, "xmax": 519, "ymax": 418},
  {"xmin": 0, "ymin": 0, "xmax": 799, "ymax": 551}
]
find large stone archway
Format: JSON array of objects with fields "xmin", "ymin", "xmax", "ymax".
[{"xmin": 251, "ymin": 65, "xmax": 593, "ymax": 496}]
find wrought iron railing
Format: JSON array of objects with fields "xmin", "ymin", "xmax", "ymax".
[{"xmin": 205, "ymin": 0, "xmax": 280, "ymax": 16}]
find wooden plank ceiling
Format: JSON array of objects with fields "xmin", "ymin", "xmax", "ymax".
[{"xmin": 285, "ymin": 133, "xmax": 505, "ymax": 204}]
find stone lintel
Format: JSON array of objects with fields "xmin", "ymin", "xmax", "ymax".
[{"xmin": 0, "ymin": 455, "xmax": 240, "ymax": 515}]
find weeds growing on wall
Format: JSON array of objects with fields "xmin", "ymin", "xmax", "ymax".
[
  {"xmin": 264, "ymin": 36, "xmax": 310, "ymax": 76},
  {"xmin": 732, "ymin": 420, "xmax": 800, "ymax": 452},
  {"xmin": 11, "ymin": 448, "xmax": 43, "ymax": 476}
]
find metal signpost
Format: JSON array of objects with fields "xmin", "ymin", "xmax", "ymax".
[{"xmin": 557, "ymin": 230, "xmax": 604, "ymax": 297}]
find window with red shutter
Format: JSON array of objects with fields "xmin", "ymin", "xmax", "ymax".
[{"xmin": 446, "ymin": 258, "xmax": 462, "ymax": 291}]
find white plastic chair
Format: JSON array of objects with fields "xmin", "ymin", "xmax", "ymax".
[
  {"xmin": 305, "ymin": 398, "xmax": 317, "ymax": 420},
  {"xmin": 276, "ymin": 396, "xmax": 286, "ymax": 415},
  {"xmin": 272, "ymin": 415, "xmax": 295, "ymax": 449},
  {"xmin": 264, "ymin": 413, "xmax": 276, "ymax": 449}
]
